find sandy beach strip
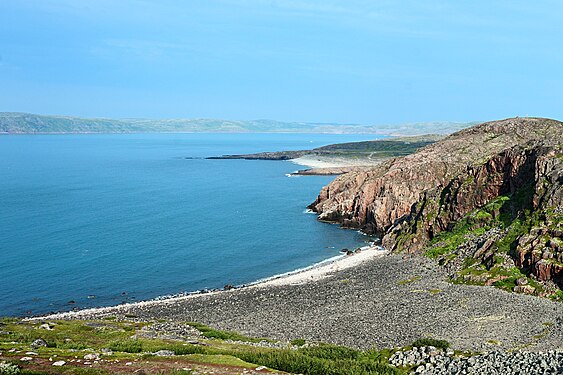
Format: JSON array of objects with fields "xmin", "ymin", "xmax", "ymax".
[{"xmin": 290, "ymin": 155, "xmax": 376, "ymax": 169}]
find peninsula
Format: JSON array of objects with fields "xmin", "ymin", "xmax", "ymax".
[{"xmin": 209, "ymin": 135, "xmax": 444, "ymax": 175}]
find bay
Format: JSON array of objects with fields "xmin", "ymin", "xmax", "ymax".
[{"xmin": 0, "ymin": 133, "xmax": 380, "ymax": 316}]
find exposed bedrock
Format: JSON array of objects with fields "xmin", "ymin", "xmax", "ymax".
[{"xmin": 309, "ymin": 117, "xmax": 563, "ymax": 287}]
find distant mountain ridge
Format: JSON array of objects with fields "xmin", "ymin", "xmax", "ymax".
[{"xmin": 0, "ymin": 112, "xmax": 479, "ymax": 135}]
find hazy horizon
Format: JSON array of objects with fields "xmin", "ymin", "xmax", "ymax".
[{"xmin": 1, "ymin": 1, "xmax": 562, "ymax": 124}]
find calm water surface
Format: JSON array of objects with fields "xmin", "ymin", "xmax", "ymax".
[{"xmin": 0, "ymin": 133, "xmax": 381, "ymax": 316}]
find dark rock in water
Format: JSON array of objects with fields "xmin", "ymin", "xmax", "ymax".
[
  {"xmin": 31, "ymin": 338, "xmax": 47, "ymax": 348},
  {"xmin": 340, "ymin": 248, "xmax": 349, "ymax": 253},
  {"xmin": 224, "ymin": 284, "xmax": 234, "ymax": 291},
  {"xmin": 67, "ymin": 300, "xmax": 75, "ymax": 305}
]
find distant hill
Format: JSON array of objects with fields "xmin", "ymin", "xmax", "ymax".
[{"xmin": 0, "ymin": 112, "xmax": 479, "ymax": 135}]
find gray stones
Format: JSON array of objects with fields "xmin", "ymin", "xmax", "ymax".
[
  {"xmin": 513, "ymin": 285, "xmax": 536, "ymax": 294},
  {"xmin": 516, "ymin": 277, "xmax": 528, "ymax": 286},
  {"xmin": 30, "ymin": 338, "xmax": 47, "ymax": 349},
  {"xmin": 39, "ymin": 323, "xmax": 53, "ymax": 330},
  {"xmin": 152, "ymin": 350, "xmax": 175, "ymax": 356},
  {"xmin": 38, "ymin": 255, "xmax": 563, "ymax": 353},
  {"xmin": 389, "ymin": 346, "xmax": 449, "ymax": 367},
  {"xmin": 390, "ymin": 347, "xmax": 563, "ymax": 374},
  {"xmin": 52, "ymin": 360, "xmax": 66, "ymax": 366},
  {"xmin": 83, "ymin": 353, "xmax": 99, "ymax": 360}
]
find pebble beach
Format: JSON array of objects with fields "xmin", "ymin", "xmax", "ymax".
[{"xmin": 34, "ymin": 251, "xmax": 563, "ymax": 353}]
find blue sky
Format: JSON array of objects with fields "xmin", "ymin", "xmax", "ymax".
[{"xmin": 1, "ymin": 1, "xmax": 562, "ymax": 124}]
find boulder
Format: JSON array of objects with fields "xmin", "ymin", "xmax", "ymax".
[
  {"xmin": 514, "ymin": 285, "xmax": 536, "ymax": 294},
  {"xmin": 31, "ymin": 338, "xmax": 47, "ymax": 348}
]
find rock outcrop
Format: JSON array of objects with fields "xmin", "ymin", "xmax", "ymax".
[{"xmin": 309, "ymin": 117, "xmax": 563, "ymax": 290}]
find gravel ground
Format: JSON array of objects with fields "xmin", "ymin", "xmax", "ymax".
[
  {"xmin": 389, "ymin": 346, "xmax": 563, "ymax": 374},
  {"xmin": 52, "ymin": 255, "xmax": 563, "ymax": 352}
]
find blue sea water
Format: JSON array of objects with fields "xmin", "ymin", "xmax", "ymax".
[{"xmin": 0, "ymin": 133, "xmax": 381, "ymax": 317}]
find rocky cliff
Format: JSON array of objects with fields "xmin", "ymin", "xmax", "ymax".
[{"xmin": 309, "ymin": 117, "xmax": 563, "ymax": 294}]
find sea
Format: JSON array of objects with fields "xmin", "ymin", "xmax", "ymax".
[{"xmin": 0, "ymin": 133, "xmax": 381, "ymax": 317}]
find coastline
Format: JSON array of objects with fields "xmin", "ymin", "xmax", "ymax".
[
  {"xmin": 26, "ymin": 252, "xmax": 563, "ymax": 352},
  {"xmin": 288, "ymin": 155, "xmax": 387, "ymax": 175},
  {"xmin": 28, "ymin": 245, "xmax": 388, "ymax": 321},
  {"xmin": 249, "ymin": 245, "xmax": 387, "ymax": 287},
  {"xmin": 290, "ymin": 155, "xmax": 375, "ymax": 169}
]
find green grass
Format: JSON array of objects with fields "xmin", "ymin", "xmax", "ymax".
[
  {"xmin": 425, "ymin": 227, "xmax": 484, "ymax": 259},
  {"xmin": 1, "ymin": 319, "xmax": 403, "ymax": 375},
  {"xmin": 235, "ymin": 348, "xmax": 401, "ymax": 375},
  {"xmin": 186, "ymin": 322, "xmax": 269, "ymax": 343},
  {"xmin": 290, "ymin": 339, "xmax": 306, "ymax": 347},
  {"xmin": 182, "ymin": 353, "xmax": 255, "ymax": 367},
  {"xmin": 107, "ymin": 339, "xmax": 144, "ymax": 353},
  {"xmin": 419, "ymin": 186, "xmax": 560, "ymax": 298},
  {"xmin": 0, "ymin": 320, "xmax": 144, "ymax": 351}
]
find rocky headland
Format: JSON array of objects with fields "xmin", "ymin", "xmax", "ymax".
[{"xmin": 309, "ymin": 117, "xmax": 563, "ymax": 297}]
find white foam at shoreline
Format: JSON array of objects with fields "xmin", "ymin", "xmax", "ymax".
[{"xmin": 27, "ymin": 246, "xmax": 388, "ymax": 321}]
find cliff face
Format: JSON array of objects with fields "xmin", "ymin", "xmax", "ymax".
[
  {"xmin": 309, "ymin": 118, "xmax": 563, "ymax": 236},
  {"xmin": 309, "ymin": 117, "xmax": 563, "ymax": 293},
  {"xmin": 382, "ymin": 143, "xmax": 563, "ymax": 286}
]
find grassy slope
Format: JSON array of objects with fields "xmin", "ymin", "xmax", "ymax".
[
  {"xmin": 0, "ymin": 318, "xmax": 405, "ymax": 375},
  {"xmin": 211, "ymin": 135, "xmax": 444, "ymax": 161},
  {"xmin": 423, "ymin": 188, "xmax": 563, "ymax": 300}
]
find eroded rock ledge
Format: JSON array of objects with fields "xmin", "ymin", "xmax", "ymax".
[{"xmin": 309, "ymin": 117, "xmax": 563, "ymax": 293}]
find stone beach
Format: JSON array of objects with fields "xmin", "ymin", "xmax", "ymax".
[{"xmin": 37, "ymin": 253, "xmax": 563, "ymax": 354}]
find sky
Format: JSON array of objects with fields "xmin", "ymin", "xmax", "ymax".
[{"xmin": 0, "ymin": 0, "xmax": 562, "ymax": 124}]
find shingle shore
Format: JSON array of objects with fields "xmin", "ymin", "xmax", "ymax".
[{"xmin": 41, "ymin": 254, "xmax": 563, "ymax": 353}]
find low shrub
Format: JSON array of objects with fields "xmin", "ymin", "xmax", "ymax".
[
  {"xmin": 0, "ymin": 361, "xmax": 20, "ymax": 375},
  {"xmin": 108, "ymin": 339, "xmax": 144, "ymax": 353}
]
